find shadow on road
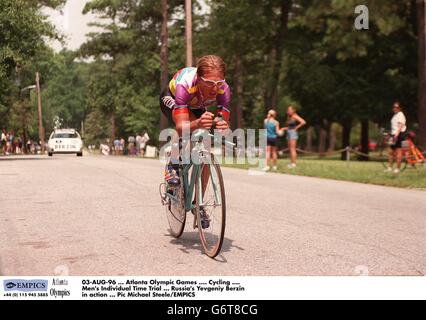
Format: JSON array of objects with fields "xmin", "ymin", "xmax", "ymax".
[{"xmin": 166, "ymin": 231, "xmax": 244, "ymax": 262}]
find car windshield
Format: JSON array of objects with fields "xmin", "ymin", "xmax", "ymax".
[{"xmin": 54, "ymin": 133, "xmax": 78, "ymax": 139}]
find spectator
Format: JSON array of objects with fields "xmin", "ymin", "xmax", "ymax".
[
  {"xmin": 119, "ymin": 138, "xmax": 125, "ymax": 155},
  {"xmin": 8, "ymin": 130, "xmax": 14, "ymax": 154},
  {"xmin": 136, "ymin": 134, "xmax": 142, "ymax": 156},
  {"xmin": 385, "ymin": 101, "xmax": 407, "ymax": 174},
  {"xmin": 140, "ymin": 131, "xmax": 150, "ymax": 157},
  {"xmin": 128, "ymin": 135, "xmax": 136, "ymax": 155},
  {"xmin": 100, "ymin": 141, "xmax": 111, "ymax": 156},
  {"xmin": 263, "ymin": 110, "xmax": 282, "ymax": 171},
  {"xmin": 113, "ymin": 138, "xmax": 120, "ymax": 155},
  {"xmin": 1, "ymin": 129, "xmax": 7, "ymax": 155},
  {"xmin": 27, "ymin": 139, "xmax": 32, "ymax": 154},
  {"xmin": 283, "ymin": 105, "xmax": 306, "ymax": 169}
]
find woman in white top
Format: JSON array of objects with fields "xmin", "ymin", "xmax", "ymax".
[
  {"xmin": 1, "ymin": 129, "xmax": 7, "ymax": 155},
  {"xmin": 386, "ymin": 102, "xmax": 407, "ymax": 174}
]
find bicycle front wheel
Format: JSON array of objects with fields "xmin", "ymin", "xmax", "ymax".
[{"xmin": 195, "ymin": 156, "xmax": 226, "ymax": 258}]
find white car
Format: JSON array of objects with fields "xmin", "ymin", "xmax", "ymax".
[{"xmin": 48, "ymin": 129, "xmax": 83, "ymax": 157}]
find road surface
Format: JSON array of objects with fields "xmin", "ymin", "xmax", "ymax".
[{"xmin": 0, "ymin": 155, "xmax": 425, "ymax": 276}]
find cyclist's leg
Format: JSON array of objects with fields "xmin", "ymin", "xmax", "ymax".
[
  {"xmin": 189, "ymin": 108, "xmax": 211, "ymax": 195},
  {"xmin": 160, "ymin": 89, "xmax": 181, "ymax": 185}
]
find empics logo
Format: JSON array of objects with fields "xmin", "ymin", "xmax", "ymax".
[
  {"xmin": 3, "ymin": 279, "xmax": 48, "ymax": 292},
  {"xmin": 5, "ymin": 282, "xmax": 17, "ymax": 289}
]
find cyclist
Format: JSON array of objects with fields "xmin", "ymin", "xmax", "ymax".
[
  {"xmin": 160, "ymin": 55, "xmax": 231, "ymax": 186},
  {"xmin": 385, "ymin": 101, "xmax": 407, "ymax": 174}
]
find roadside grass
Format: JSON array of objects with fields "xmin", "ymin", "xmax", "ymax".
[{"xmin": 224, "ymin": 158, "xmax": 426, "ymax": 189}]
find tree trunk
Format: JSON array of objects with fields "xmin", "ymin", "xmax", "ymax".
[
  {"xmin": 306, "ymin": 127, "xmax": 313, "ymax": 152},
  {"xmin": 265, "ymin": 0, "xmax": 292, "ymax": 109},
  {"xmin": 360, "ymin": 119, "xmax": 369, "ymax": 161},
  {"xmin": 341, "ymin": 122, "xmax": 352, "ymax": 160},
  {"xmin": 111, "ymin": 112, "xmax": 116, "ymax": 142},
  {"xmin": 185, "ymin": 0, "xmax": 193, "ymax": 67},
  {"xmin": 318, "ymin": 127, "xmax": 327, "ymax": 155},
  {"xmin": 160, "ymin": 0, "xmax": 169, "ymax": 130},
  {"xmin": 418, "ymin": 0, "xmax": 426, "ymax": 149},
  {"xmin": 232, "ymin": 54, "xmax": 244, "ymax": 129},
  {"xmin": 327, "ymin": 125, "xmax": 337, "ymax": 152}
]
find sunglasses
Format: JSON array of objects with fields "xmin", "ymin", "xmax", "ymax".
[{"xmin": 200, "ymin": 77, "xmax": 226, "ymax": 88}]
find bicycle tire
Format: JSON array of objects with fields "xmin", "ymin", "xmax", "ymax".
[
  {"xmin": 195, "ymin": 155, "xmax": 226, "ymax": 258},
  {"xmin": 164, "ymin": 166, "xmax": 186, "ymax": 238}
]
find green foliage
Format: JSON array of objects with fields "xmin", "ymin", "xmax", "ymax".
[
  {"xmin": 0, "ymin": 0, "xmax": 420, "ymax": 152},
  {"xmin": 42, "ymin": 51, "xmax": 88, "ymax": 134}
]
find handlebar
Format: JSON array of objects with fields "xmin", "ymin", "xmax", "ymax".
[{"xmin": 191, "ymin": 130, "xmax": 236, "ymax": 147}]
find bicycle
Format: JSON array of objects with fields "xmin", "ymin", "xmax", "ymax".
[
  {"xmin": 159, "ymin": 128, "xmax": 234, "ymax": 258},
  {"xmin": 379, "ymin": 129, "xmax": 425, "ymax": 172}
]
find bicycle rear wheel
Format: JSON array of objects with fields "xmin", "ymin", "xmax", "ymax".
[
  {"xmin": 194, "ymin": 155, "xmax": 226, "ymax": 258},
  {"xmin": 162, "ymin": 171, "xmax": 186, "ymax": 238}
]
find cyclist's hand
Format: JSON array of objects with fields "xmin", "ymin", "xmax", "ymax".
[
  {"xmin": 198, "ymin": 112, "xmax": 215, "ymax": 130},
  {"xmin": 214, "ymin": 118, "xmax": 229, "ymax": 130}
]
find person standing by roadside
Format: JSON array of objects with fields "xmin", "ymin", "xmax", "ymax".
[
  {"xmin": 264, "ymin": 110, "xmax": 283, "ymax": 171},
  {"xmin": 140, "ymin": 131, "xmax": 150, "ymax": 157},
  {"xmin": 113, "ymin": 138, "xmax": 120, "ymax": 155},
  {"xmin": 6, "ymin": 131, "xmax": 12, "ymax": 155},
  {"xmin": 283, "ymin": 106, "xmax": 306, "ymax": 169},
  {"xmin": 385, "ymin": 101, "xmax": 407, "ymax": 174},
  {"xmin": 27, "ymin": 139, "xmax": 32, "ymax": 154},
  {"xmin": 119, "ymin": 137, "xmax": 125, "ymax": 155},
  {"xmin": 1, "ymin": 129, "xmax": 7, "ymax": 155},
  {"xmin": 136, "ymin": 133, "xmax": 142, "ymax": 156},
  {"xmin": 128, "ymin": 135, "xmax": 136, "ymax": 155}
]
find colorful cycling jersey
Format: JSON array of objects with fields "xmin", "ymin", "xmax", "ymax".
[{"xmin": 169, "ymin": 67, "xmax": 231, "ymax": 116}]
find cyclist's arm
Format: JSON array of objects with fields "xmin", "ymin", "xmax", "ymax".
[
  {"xmin": 172, "ymin": 85, "xmax": 203, "ymax": 134},
  {"xmin": 172, "ymin": 108, "xmax": 198, "ymax": 134},
  {"xmin": 216, "ymin": 84, "xmax": 231, "ymax": 125}
]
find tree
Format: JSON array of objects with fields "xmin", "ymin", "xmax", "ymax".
[
  {"xmin": 264, "ymin": 0, "xmax": 292, "ymax": 109},
  {"xmin": 0, "ymin": 0, "xmax": 65, "ymax": 139},
  {"xmin": 285, "ymin": 0, "xmax": 418, "ymax": 157},
  {"xmin": 41, "ymin": 51, "xmax": 88, "ymax": 134}
]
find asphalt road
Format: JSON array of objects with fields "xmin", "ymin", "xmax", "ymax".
[{"xmin": 0, "ymin": 154, "xmax": 425, "ymax": 276}]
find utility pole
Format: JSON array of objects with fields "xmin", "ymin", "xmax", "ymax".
[
  {"xmin": 35, "ymin": 72, "xmax": 45, "ymax": 153},
  {"xmin": 160, "ymin": 0, "xmax": 169, "ymax": 131},
  {"xmin": 418, "ymin": 0, "xmax": 426, "ymax": 149},
  {"xmin": 185, "ymin": 0, "xmax": 193, "ymax": 67}
]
